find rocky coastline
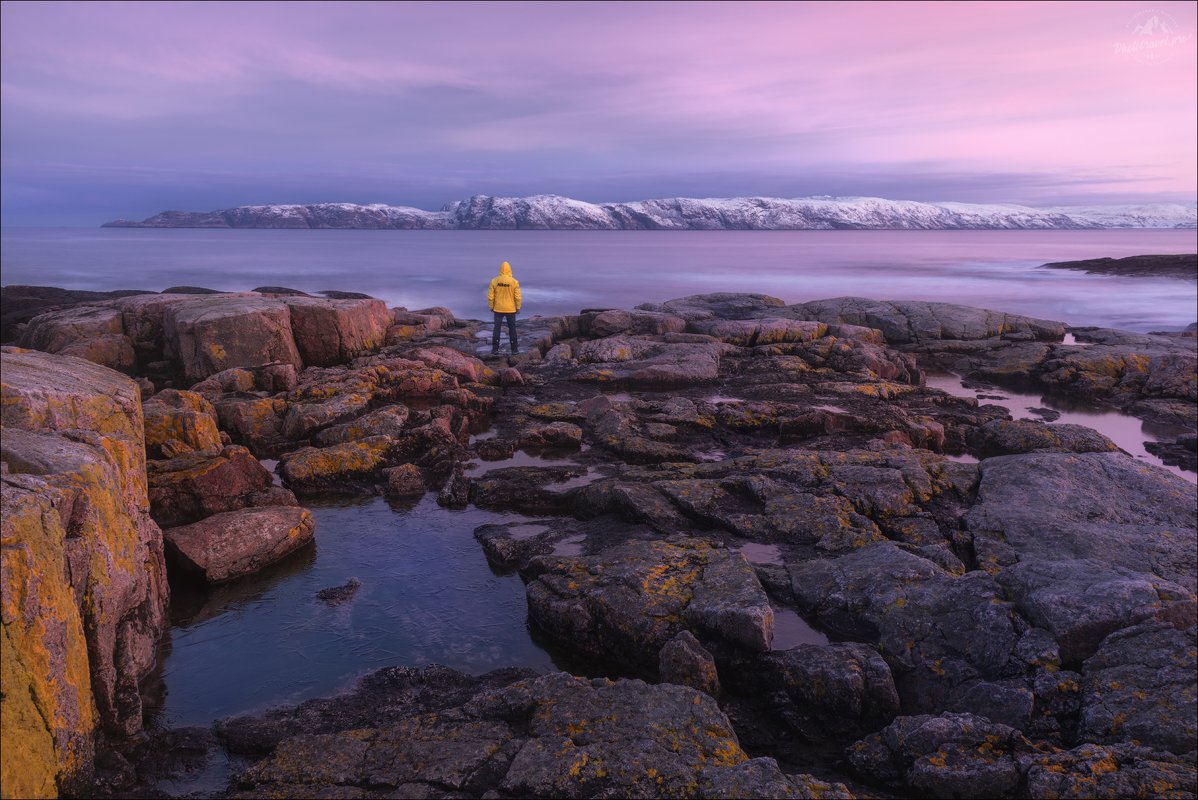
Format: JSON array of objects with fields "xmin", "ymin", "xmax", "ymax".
[{"xmin": 1, "ymin": 284, "xmax": 1195, "ymax": 799}]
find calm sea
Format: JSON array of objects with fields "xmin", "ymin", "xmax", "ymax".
[{"xmin": 2, "ymin": 228, "xmax": 1195, "ymax": 331}]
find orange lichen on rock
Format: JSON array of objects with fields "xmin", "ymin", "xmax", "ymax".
[
  {"xmin": 1, "ymin": 479, "xmax": 97, "ymax": 798},
  {"xmin": 1, "ymin": 347, "xmax": 168, "ymax": 797}
]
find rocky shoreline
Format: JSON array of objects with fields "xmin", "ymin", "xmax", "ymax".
[{"xmin": 2, "ymin": 286, "xmax": 1195, "ymax": 799}]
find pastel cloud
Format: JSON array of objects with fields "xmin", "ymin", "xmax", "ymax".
[{"xmin": 1, "ymin": 0, "xmax": 1194, "ymax": 224}]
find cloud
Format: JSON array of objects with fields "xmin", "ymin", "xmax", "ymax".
[{"xmin": 2, "ymin": 1, "xmax": 1195, "ymax": 224}]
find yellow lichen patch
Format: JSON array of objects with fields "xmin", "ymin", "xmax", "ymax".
[
  {"xmin": 207, "ymin": 342, "xmax": 228, "ymax": 361},
  {"xmin": 1090, "ymin": 756, "xmax": 1119, "ymax": 775},
  {"xmin": 143, "ymin": 407, "xmax": 221, "ymax": 457},
  {"xmin": 530, "ymin": 402, "xmax": 578, "ymax": 420},
  {"xmin": 1, "ymin": 482, "xmax": 97, "ymax": 798},
  {"xmin": 709, "ymin": 738, "xmax": 747, "ymax": 767},
  {"xmin": 280, "ymin": 437, "xmax": 394, "ymax": 485}
]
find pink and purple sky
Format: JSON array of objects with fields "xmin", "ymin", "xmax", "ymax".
[{"xmin": 2, "ymin": 0, "xmax": 1195, "ymax": 225}]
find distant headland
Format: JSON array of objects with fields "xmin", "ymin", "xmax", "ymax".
[{"xmin": 102, "ymin": 194, "xmax": 1198, "ymax": 231}]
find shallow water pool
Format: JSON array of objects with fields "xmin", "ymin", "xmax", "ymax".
[{"xmin": 143, "ymin": 495, "xmax": 560, "ymax": 729}]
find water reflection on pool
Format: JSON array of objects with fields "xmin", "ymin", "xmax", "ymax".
[
  {"xmin": 144, "ymin": 495, "xmax": 558, "ymax": 728},
  {"xmin": 923, "ymin": 369, "xmax": 1194, "ymax": 483}
]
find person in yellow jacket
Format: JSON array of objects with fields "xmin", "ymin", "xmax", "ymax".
[{"xmin": 487, "ymin": 261, "xmax": 522, "ymax": 355}]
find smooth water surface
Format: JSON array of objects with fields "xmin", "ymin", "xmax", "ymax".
[
  {"xmin": 145, "ymin": 495, "xmax": 559, "ymax": 729},
  {"xmin": 3, "ymin": 228, "xmax": 1195, "ymax": 331}
]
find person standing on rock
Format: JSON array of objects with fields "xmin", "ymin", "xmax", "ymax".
[{"xmin": 488, "ymin": 261, "xmax": 522, "ymax": 355}]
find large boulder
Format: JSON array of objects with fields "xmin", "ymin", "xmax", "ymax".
[
  {"xmin": 407, "ymin": 345, "xmax": 492, "ymax": 384},
  {"xmin": 163, "ymin": 506, "xmax": 315, "ymax": 583},
  {"xmin": 847, "ymin": 712, "xmax": 1028, "ymax": 798},
  {"xmin": 750, "ymin": 642, "xmax": 901, "ymax": 734},
  {"xmin": 147, "ymin": 445, "xmax": 289, "ymax": 528},
  {"xmin": 280, "ymin": 391, "xmax": 371, "ymax": 439},
  {"xmin": 282, "ymin": 297, "xmax": 391, "ymax": 367},
  {"xmin": 790, "ymin": 543, "xmax": 1027, "ymax": 717},
  {"xmin": 15, "ymin": 305, "xmax": 138, "ymax": 372},
  {"xmin": 965, "ymin": 452, "xmax": 1196, "ymax": 662},
  {"xmin": 164, "ymin": 296, "xmax": 303, "ymax": 383},
  {"xmin": 1078, "ymin": 620, "xmax": 1196, "ymax": 755},
  {"xmin": 213, "ymin": 395, "xmax": 289, "ymax": 457},
  {"xmin": 1, "ymin": 476, "xmax": 97, "ymax": 797},
  {"xmin": 105, "ymin": 293, "xmax": 196, "ymax": 362},
  {"xmin": 17, "ymin": 305, "xmax": 124, "ymax": 353},
  {"xmin": 142, "ymin": 389, "xmax": 223, "ymax": 458},
  {"xmin": 588, "ymin": 309, "xmax": 687, "ymax": 337},
  {"xmin": 524, "ymin": 538, "xmax": 773, "ymax": 675},
  {"xmin": 0, "ymin": 285, "xmax": 152, "ymax": 344},
  {"xmin": 313, "ymin": 403, "xmax": 410, "ymax": 446},
  {"xmin": 1, "ymin": 348, "xmax": 169, "ymax": 792},
  {"xmin": 278, "ymin": 435, "xmax": 401, "ymax": 495}
]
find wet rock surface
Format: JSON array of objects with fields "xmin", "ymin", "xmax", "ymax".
[{"xmin": 4, "ymin": 291, "xmax": 1195, "ymax": 798}]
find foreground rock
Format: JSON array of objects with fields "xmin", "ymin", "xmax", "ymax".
[
  {"xmin": 1, "ymin": 348, "xmax": 169, "ymax": 795},
  {"xmin": 227, "ymin": 668, "xmax": 853, "ymax": 799},
  {"xmin": 6, "ymin": 289, "xmax": 1194, "ymax": 798}
]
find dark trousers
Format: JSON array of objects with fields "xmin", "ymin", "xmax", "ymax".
[{"xmin": 492, "ymin": 312, "xmax": 518, "ymax": 352}]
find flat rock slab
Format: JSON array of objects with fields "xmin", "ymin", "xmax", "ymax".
[
  {"xmin": 164, "ymin": 505, "xmax": 315, "ymax": 583},
  {"xmin": 788, "ymin": 297, "xmax": 1065, "ymax": 343},
  {"xmin": 570, "ymin": 337, "xmax": 730, "ymax": 387}
]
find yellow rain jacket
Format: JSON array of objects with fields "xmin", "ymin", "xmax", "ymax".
[{"xmin": 488, "ymin": 262, "xmax": 522, "ymax": 313}]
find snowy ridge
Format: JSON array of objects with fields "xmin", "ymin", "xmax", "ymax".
[{"xmin": 103, "ymin": 194, "xmax": 1198, "ymax": 230}]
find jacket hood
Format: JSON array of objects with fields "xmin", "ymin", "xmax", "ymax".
[{"xmin": 500, "ymin": 261, "xmax": 512, "ymax": 276}]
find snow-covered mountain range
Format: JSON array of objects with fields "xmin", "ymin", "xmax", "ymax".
[{"xmin": 103, "ymin": 194, "xmax": 1198, "ymax": 230}]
